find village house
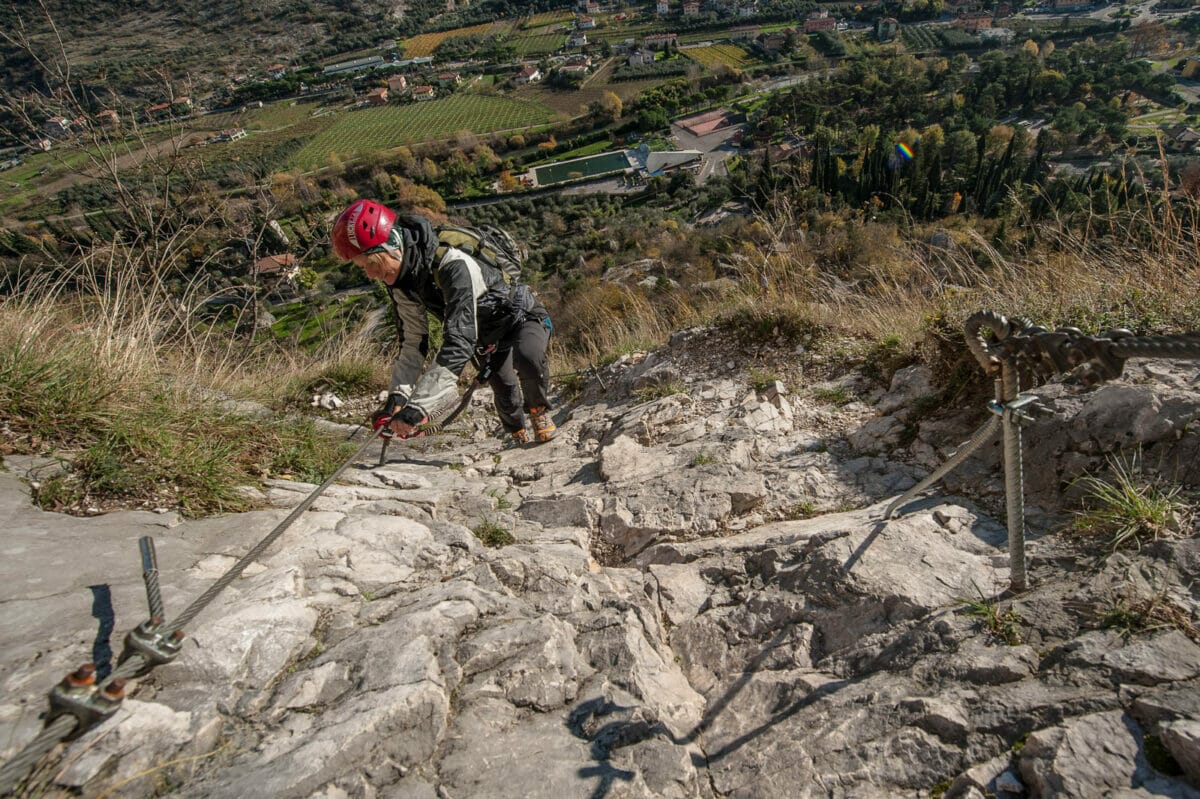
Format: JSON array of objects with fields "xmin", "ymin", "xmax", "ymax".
[
  {"xmin": 803, "ymin": 13, "xmax": 836, "ymax": 32},
  {"xmin": 412, "ymin": 85, "xmax": 436, "ymax": 101},
  {"xmin": 567, "ymin": 31, "xmax": 588, "ymax": 47},
  {"xmin": 876, "ymin": 17, "xmax": 899, "ymax": 41},
  {"xmin": 267, "ymin": 63, "xmax": 287, "ymax": 79},
  {"xmin": 387, "ymin": 74, "xmax": 408, "ymax": 92},
  {"xmin": 729, "ymin": 25, "xmax": 760, "ymax": 41},
  {"xmin": 683, "ymin": 1, "xmax": 700, "ymax": 15},
  {"xmin": 366, "ymin": 87, "xmax": 389, "ymax": 105},
  {"xmin": 577, "ymin": 14, "xmax": 596, "ymax": 28},
  {"xmin": 560, "ymin": 64, "xmax": 590, "ymax": 78},
  {"xmin": 96, "ymin": 109, "xmax": 120, "ymax": 129},
  {"xmin": 585, "ymin": 1, "xmax": 600, "ymax": 12},
  {"xmin": 757, "ymin": 30, "xmax": 791, "ymax": 52},
  {"xmin": 627, "ymin": 48, "xmax": 655, "ymax": 66},
  {"xmin": 514, "ymin": 65, "xmax": 542, "ymax": 84},
  {"xmin": 644, "ymin": 32, "xmax": 678, "ymax": 50},
  {"xmin": 43, "ymin": 117, "xmax": 70, "ymax": 137},
  {"xmin": 435, "ymin": 72, "xmax": 462, "ymax": 86},
  {"xmin": 737, "ymin": 3, "xmax": 757, "ymax": 16},
  {"xmin": 952, "ymin": 11, "xmax": 992, "ymax": 31},
  {"xmin": 656, "ymin": 0, "xmax": 670, "ymax": 14},
  {"xmin": 143, "ymin": 102, "xmax": 172, "ymax": 121},
  {"xmin": 218, "ymin": 128, "xmax": 247, "ymax": 142},
  {"xmin": 253, "ymin": 254, "xmax": 301, "ymax": 288},
  {"xmin": 1164, "ymin": 125, "xmax": 1200, "ymax": 152}
]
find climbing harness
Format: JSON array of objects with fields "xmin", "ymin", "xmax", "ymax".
[
  {"xmin": 0, "ymin": 424, "xmax": 391, "ymax": 795},
  {"xmin": 886, "ymin": 310, "xmax": 1200, "ymax": 593}
]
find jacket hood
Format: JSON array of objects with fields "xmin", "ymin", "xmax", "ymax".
[{"xmin": 393, "ymin": 214, "xmax": 439, "ymax": 285}]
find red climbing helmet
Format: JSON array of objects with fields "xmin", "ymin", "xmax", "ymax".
[{"xmin": 331, "ymin": 199, "xmax": 398, "ymax": 260}]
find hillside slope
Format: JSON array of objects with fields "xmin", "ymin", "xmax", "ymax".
[
  {"xmin": 2, "ymin": 0, "xmax": 418, "ymax": 99},
  {"xmin": 2, "ymin": 326, "xmax": 1199, "ymax": 797}
]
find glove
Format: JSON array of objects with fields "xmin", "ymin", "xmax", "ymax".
[
  {"xmin": 371, "ymin": 408, "xmax": 395, "ymax": 438},
  {"xmin": 371, "ymin": 394, "xmax": 405, "ymax": 437}
]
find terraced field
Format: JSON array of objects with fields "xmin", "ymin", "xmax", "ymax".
[{"xmin": 288, "ymin": 94, "xmax": 555, "ymax": 169}]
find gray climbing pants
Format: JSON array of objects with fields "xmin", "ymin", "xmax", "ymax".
[{"xmin": 487, "ymin": 317, "xmax": 552, "ymax": 434}]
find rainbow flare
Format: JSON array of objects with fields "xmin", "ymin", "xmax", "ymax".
[{"xmin": 895, "ymin": 142, "xmax": 914, "ymax": 161}]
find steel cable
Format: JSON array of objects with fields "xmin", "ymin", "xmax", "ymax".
[
  {"xmin": 165, "ymin": 427, "xmax": 384, "ymax": 635},
  {"xmin": 0, "ymin": 427, "xmax": 386, "ymax": 795}
]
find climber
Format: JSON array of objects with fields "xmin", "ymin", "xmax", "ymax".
[{"xmin": 331, "ymin": 199, "xmax": 556, "ymax": 445}]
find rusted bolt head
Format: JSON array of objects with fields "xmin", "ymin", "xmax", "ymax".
[
  {"xmin": 150, "ymin": 615, "xmax": 164, "ymax": 627},
  {"xmin": 101, "ymin": 679, "xmax": 126, "ymax": 701},
  {"xmin": 171, "ymin": 630, "xmax": 185, "ymax": 641},
  {"xmin": 66, "ymin": 663, "xmax": 96, "ymax": 687}
]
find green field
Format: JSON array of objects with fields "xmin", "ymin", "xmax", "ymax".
[
  {"xmin": 289, "ymin": 94, "xmax": 556, "ymax": 169},
  {"xmin": 534, "ymin": 150, "xmax": 631, "ymax": 185},
  {"xmin": 523, "ymin": 10, "xmax": 574, "ymax": 26},
  {"xmin": 205, "ymin": 101, "xmax": 324, "ymax": 132},
  {"xmin": 683, "ymin": 44, "xmax": 754, "ymax": 69},
  {"xmin": 511, "ymin": 27, "xmax": 567, "ymax": 56}
]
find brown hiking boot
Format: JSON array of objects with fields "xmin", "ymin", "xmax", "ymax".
[
  {"xmin": 511, "ymin": 429, "xmax": 530, "ymax": 445},
  {"xmin": 530, "ymin": 407, "xmax": 556, "ymax": 443}
]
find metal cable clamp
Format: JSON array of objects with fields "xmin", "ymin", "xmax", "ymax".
[
  {"xmin": 118, "ymin": 620, "xmax": 185, "ymax": 678},
  {"xmin": 45, "ymin": 664, "xmax": 126, "ymax": 740}
]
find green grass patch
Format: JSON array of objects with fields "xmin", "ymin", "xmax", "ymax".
[
  {"xmin": 811, "ymin": 386, "xmax": 854, "ymax": 405},
  {"xmin": 748, "ymin": 367, "xmax": 779, "ymax": 393},
  {"xmin": 31, "ymin": 399, "xmax": 350, "ymax": 516},
  {"xmin": 718, "ymin": 305, "xmax": 822, "ymax": 347},
  {"xmin": 959, "ymin": 588, "xmax": 1022, "ymax": 646},
  {"xmin": 633, "ymin": 380, "xmax": 685, "ymax": 403},
  {"xmin": 473, "ymin": 518, "xmax": 516, "ymax": 547},
  {"xmin": 1072, "ymin": 456, "xmax": 1186, "ymax": 552},
  {"xmin": 289, "ymin": 95, "xmax": 555, "ymax": 169}
]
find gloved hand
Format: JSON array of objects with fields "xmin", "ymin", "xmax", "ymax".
[
  {"xmin": 389, "ymin": 417, "xmax": 428, "ymax": 439},
  {"xmin": 391, "ymin": 405, "xmax": 429, "ymax": 439},
  {"xmin": 371, "ymin": 408, "xmax": 395, "ymax": 438},
  {"xmin": 372, "ymin": 394, "xmax": 405, "ymax": 438}
]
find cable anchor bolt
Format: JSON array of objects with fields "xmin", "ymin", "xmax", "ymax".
[
  {"xmin": 46, "ymin": 664, "xmax": 125, "ymax": 740},
  {"xmin": 987, "ymin": 393, "xmax": 1045, "ymax": 426}
]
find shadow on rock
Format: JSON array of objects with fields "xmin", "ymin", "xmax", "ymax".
[{"xmin": 569, "ymin": 696, "xmax": 674, "ymax": 799}]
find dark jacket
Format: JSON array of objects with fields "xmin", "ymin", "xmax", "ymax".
[{"xmin": 385, "ymin": 214, "xmax": 535, "ymax": 423}]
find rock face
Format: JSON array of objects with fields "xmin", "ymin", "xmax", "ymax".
[{"xmin": 2, "ymin": 329, "xmax": 1198, "ymax": 798}]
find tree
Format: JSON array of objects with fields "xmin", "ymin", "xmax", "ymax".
[{"xmin": 592, "ymin": 90, "xmax": 623, "ymax": 123}]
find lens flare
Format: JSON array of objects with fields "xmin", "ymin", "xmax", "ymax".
[{"xmin": 895, "ymin": 142, "xmax": 914, "ymax": 161}]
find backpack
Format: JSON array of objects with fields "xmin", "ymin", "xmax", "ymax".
[{"xmin": 434, "ymin": 223, "xmax": 526, "ymax": 284}]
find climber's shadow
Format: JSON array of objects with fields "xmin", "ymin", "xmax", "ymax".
[{"xmin": 569, "ymin": 697, "xmax": 674, "ymax": 799}]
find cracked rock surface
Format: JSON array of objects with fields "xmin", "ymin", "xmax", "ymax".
[{"xmin": 2, "ymin": 328, "xmax": 1199, "ymax": 798}]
